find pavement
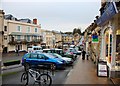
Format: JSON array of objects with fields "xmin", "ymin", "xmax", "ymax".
[
  {"xmin": 65, "ymin": 55, "xmax": 113, "ymax": 84},
  {"xmin": 2, "ymin": 52, "xmax": 25, "ymax": 71},
  {"xmin": 2, "ymin": 52, "xmax": 26, "ymax": 63}
]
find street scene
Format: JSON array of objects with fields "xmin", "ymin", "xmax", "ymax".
[{"xmin": 0, "ymin": 0, "xmax": 120, "ymax": 86}]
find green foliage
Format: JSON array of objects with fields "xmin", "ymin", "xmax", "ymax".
[
  {"xmin": 64, "ymin": 32, "xmax": 72, "ymax": 35},
  {"xmin": 73, "ymin": 28, "xmax": 81, "ymax": 35}
]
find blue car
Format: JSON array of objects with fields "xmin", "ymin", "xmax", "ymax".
[{"xmin": 21, "ymin": 53, "xmax": 66, "ymax": 69}]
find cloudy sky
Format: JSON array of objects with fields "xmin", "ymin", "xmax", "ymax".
[{"xmin": 1, "ymin": 0, "xmax": 101, "ymax": 32}]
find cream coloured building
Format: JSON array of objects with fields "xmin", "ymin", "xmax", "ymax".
[
  {"xmin": 45, "ymin": 30, "xmax": 54, "ymax": 48},
  {"xmin": 0, "ymin": 10, "xmax": 4, "ymax": 86},
  {"xmin": 52, "ymin": 31, "xmax": 62, "ymax": 48},
  {"xmin": 3, "ymin": 15, "xmax": 42, "ymax": 53}
]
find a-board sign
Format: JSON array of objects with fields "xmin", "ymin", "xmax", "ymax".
[{"xmin": 98, "ymin": 63, "xmax": 107, "ymax": 77}]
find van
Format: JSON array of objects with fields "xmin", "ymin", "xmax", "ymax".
[{"xmin": 28, "ymin": 46, "xmax": 43, "ymax": 53}]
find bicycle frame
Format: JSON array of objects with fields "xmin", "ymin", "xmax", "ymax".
[
  {"xmin": 28, "ymin": 69, "xmax": 40, "ymax": 81},
  {"xmin": 21, "ymin": 65, "xmax": 53, "ymax": 86}
]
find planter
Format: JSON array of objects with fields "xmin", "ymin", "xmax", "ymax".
[{"xmin": 3, "ymin": 60, "xmax": 21, "ymax": 66}]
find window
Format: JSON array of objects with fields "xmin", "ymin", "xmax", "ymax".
[
  {"xmin": 35, "ymin": 28, "xmax": 38, "ymax": 32},
  {"xmin": 38, "ymin": 55, "xmax": 44, "ymax": 59},
  {"xmin": 116, "ymin": 30, "xmax": 120, "ymax": 66},
  {"xmin": 17, "ymin": 26, "xmax": 21, "ymax": 32},
  {"xmin": 25, "ymin": 54, "xmax": 30, "ymax": 58},
  {"xmin": 30, "ymin": 54, "xmax": 38, "ymax": 59},
  {"xmin": 4, "ymin": 26, "xmax": 7, "ymax": 31},
  {"xmin": 27, "ymin": 27, "xmax": 30, "ymax": 32},
  {"xmin": 4, "ymin": 36, "xmax": 7, "ymax": 40},
  {"xmin": 27, "ymin": 36, "xmax": 30, "ymax": 41},
  {"xmin": 17, "ymin": 36, "xmax": 21, "ymax": 41}
]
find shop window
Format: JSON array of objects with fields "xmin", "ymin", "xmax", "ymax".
[
  {"xmin": 116, "ymin": 34, "xmax": 120, "ymax": 66},
  {"xmin": 105, "ymin": 29, "xmax": 112, "ymax": 63}
]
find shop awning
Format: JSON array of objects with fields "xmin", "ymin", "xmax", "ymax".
[{"xmin": 96, "ymin": 2, "xmax": 118, "ymax": 26}]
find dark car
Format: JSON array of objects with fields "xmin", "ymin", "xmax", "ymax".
[
  {"xmin": 21, "ymin": 53, "xmax": 66, "ymax": 70},
  {"xmin": 65, "ymin": 48, "xmax": 77, "ymax": 60}
]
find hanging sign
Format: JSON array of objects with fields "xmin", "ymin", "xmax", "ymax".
[{"xmin": 92, "ymin": 35, "xmax": 99, "ymax": 43}]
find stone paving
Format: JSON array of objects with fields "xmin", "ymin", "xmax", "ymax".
[{"xmin": 65, "ymin": 55, "xmax": 113, "ymax": 84}]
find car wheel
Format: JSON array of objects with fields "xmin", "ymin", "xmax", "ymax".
[{"xmin": 50, "ymin": 63, "xmax": 56, "ymax": 70}]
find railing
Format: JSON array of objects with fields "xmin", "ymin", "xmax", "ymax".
[{"xmin": 8, "ymin": 39, "xmax": 43, "ymax": 45}]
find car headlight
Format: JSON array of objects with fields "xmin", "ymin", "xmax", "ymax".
[{"xmin": 57, "ymin": 60, "xmax": 63, "ymax": 64}]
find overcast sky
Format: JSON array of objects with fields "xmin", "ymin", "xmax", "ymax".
[{"xmin": 1, "ymin": 0, "xmax": 101, "ymax": 32}]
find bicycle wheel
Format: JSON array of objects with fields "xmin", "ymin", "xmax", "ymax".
[
  {"xmin": 21, "ymin": 72, "xmax": 29, "ymax": 85},
  {"xmin": 36, "ymin": 74, "xmax": 52, "ymax": 86}
]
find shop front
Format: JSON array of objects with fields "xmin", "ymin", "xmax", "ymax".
[
  {"xmin": 99, "ymin": 15, "xmax": 120, "ymax": 78},
  {"xmin": 96, "ymin": 2, "xmax": 120, "ymax": 78}
]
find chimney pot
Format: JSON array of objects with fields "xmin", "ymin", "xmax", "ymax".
[{"xmin": 33, "ymin": 18, "xmax": 37, "ymax": 24}]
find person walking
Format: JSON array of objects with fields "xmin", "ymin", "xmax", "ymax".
[
  {"xmin": 82, "ymin": 49, "xmax": 86, "ymax": 60},
  {"xmin": 86, "ymin": 51, "xmax": 89, "ymax": 60},
  {"xmin": 16, "ymin": 49, "xmax": 19, "ymax": 56}
]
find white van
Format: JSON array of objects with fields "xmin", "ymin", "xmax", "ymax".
[{"xmin": 28, "ymin": 46, "xmax": 43, "ymax": 53}]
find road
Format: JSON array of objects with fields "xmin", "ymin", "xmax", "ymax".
[
  {"xmin": 2, "ymin": 62, "xmax": 75, "ymax": 85},
  {"xmin": 2, "ymin": 52, "xmax": 80, "ymax": 85},
  {"xmin": 2, "ymin": 66, "xmax": 73, "ymax": 85}
]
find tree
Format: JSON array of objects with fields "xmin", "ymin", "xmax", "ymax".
[
  {"xmin": 76, "ymin": 28, "xmax": 81, "ymax": 35},
  {"xmin": 64, "ymin": 32, "xmax": 72, "ymax": 35},
  {"xmin": 73, "ymin": 28, "xmax": 81, "ymax": 35},
  {"xmin": 73, "ymin": 28, "xmax": 77, "ymax": 35}
]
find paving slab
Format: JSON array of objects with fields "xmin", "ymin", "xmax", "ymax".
[{"xmin": 65, "ymin": 56, "xmax": 113, "ymax": 84}]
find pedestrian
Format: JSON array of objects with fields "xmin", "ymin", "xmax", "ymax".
[
  {"xmin": 16, "ymin": 49, "xmax": 19, "ymax": 56},
  {"xmin": 82, "ymin": 49, "xmax": 86, "ymax": 60},
  {"xmin": 86, "ymin": 51, "xmax": 89, "ymax": 60}
]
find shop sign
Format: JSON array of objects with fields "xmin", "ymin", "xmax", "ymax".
[
  {"xmin": 97, "ymin": 63, "xmax": 107, "ymax": 77},
  {"xmin": 92, "ymin": 35, "xmax": 98, "ymax": 43}
]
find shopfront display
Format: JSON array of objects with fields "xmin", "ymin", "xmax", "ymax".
[
  {"xmin": 115, "ymin": 29, "xmax": 120, "ymax": 71},
  {"xmin": 105, "ymin": 28, "xmax": 112, "ymax": 64}
]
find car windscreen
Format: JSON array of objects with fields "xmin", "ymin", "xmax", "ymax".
[
  {"xmin": 54, "ymin": 53, "xmax": 62, "ymax": 58},
  {"xmin": 43, "ymin": 53, "xmax": 56, "ymax": 58}
]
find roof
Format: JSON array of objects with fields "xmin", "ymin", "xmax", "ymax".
[
  {"xmin": 19, "ymin": 18, "xmax": 32, "ymax": 23},
  {"xmin": 4, "ymin": 14, "xmax": 18, "ymax": 21}
]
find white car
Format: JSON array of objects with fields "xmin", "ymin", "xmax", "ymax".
[{"xmin": 50, "ymin": 53, "xmax": 74, "ymax": 65}]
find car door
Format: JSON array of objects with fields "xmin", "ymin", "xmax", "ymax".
[
  {"xmin": 38, "ymin": 54, "xmax": 51, "ymax": 67},
  {"xmin": 29, "ymin": 53, "xmax": 38, "ymax": 65},
  {"xmin": 38, "ymin": 54, "xmax": 49, "ymax": 64}
]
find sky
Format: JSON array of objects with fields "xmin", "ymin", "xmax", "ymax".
[{"xmin": 1, "ymin": 0, "xmax": 101, "ymax": 32}]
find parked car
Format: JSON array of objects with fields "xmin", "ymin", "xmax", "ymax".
[
  {"xmin": 49, "ymin": 53, "xmax": 74, "ymax": 65},
  {"xmin": 43, "ymin": 48, "xmax": 65, "ymax": 56},
  {"xmin": 21, "ymin": 53, "xmax": 66, "ymax": 70},
  {"xmin": 65, "ymin": 48, "xmax": 77, "ymax": 60}
]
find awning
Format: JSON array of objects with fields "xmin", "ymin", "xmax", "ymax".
[{"xmin": 96, "ymin": 2, "xmax": 118, "ymax": 26}]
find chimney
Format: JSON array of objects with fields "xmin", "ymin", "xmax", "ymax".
[{"xmin": 33, "ymin": 18, "xmax": 37, "ymax": 24}]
